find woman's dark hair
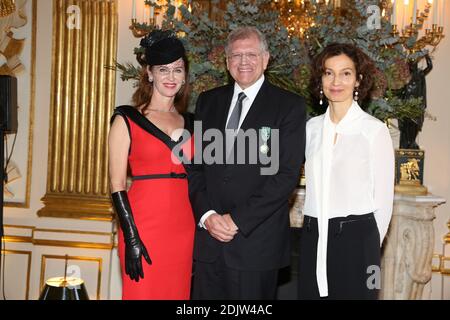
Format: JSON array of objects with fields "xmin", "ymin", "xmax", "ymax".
[
  {"xmin": 310, "ymin": 43, "xmax": 376, "ymax": 103},
  {"xmin": 132, "ymin": 53, "xmax": 190, "ymax": 114}
]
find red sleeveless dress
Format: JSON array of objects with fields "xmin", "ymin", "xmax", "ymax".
[{"xmin": 113, "ymin": 106, "xmax": 195, "ymax": 300}]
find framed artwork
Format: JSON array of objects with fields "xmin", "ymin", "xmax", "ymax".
[{"xmin": 1, "ymin": 0, "xmax": 36, "ymax": 207}]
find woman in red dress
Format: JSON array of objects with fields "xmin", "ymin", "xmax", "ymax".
[{"xmin": 108, "ymin": 30, "xmax": 194, "ymax": 300}]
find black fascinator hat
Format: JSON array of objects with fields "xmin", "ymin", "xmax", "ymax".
[{"xmin": 137, "ymin": 30, "xmax": 186, "ymax": 66}]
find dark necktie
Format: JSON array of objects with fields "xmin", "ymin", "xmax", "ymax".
[
  {"xmin": 226, "ymin": 92, "xmax": 247, "ymax": 130},
  {"xmin": 226, "ymin": 92, "xmax": 246, "ymax": 160}
]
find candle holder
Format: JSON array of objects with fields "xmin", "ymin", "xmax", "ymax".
[
  {"xmin": 129, "ymin": 17, "xmax": 160, "ymax": 38},
  {"xmin": 391, "ymin": 3, "xmax": 445, "ymax": 54},
  {"xmin": 393, "ymin": 23, "xmax": 445, "ymax": 53},
  {"xmin": 130, "ymin": 0, "xmax": 164, "ymax": 38}
]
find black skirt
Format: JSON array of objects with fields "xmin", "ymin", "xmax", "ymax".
[{"xmin": 298, "ymin": 213, "xmax": 381, "ymax": 300}]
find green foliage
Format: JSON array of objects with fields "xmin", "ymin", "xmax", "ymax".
[
  {"xmin": 107, "ymin": 61, "xmax": 141, "ymax": 86},
  {"xmin": 170, "ymin": 0, "xmax": 307, "ymax": 109},
  {"xmin": 367, "ymin": 90, "xmax": 424, "ymax": 122},
  {"xmin": 117, "ymin": 0, "xmax": 432, "ymax": 123}
]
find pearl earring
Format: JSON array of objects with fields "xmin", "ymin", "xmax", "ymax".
[
  {"xmin": 354, "ymin": 89, "xmax": 359, "ymax": 101},
  {"xmin": 319, "ymin": 89, "xmax": 324, "ymax": 105}
]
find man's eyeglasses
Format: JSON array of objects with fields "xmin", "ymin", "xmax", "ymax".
[
  {"xmin": 228, "ymin": 52, "xmax": 261, "ymax": 62},
  {"xmin": 154, "ymin": 67, "xmax": 185, "ymax": 77}
]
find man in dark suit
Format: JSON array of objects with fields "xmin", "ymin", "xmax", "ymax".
[{"xmin": 188, "ymin": 26, "xmax": 306, "ymax": 299}]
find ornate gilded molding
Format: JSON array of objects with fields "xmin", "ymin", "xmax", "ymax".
[
  {"xmin": 442, "ymin": 220, "xmax": 450, "ymax": 275},
  {"xmin": 0, "ymin": 249, "xmax": 32, "ymax": 300},
  {"xmin": 2, "ymin": 224, "xmax": 116, "ymax": 249},
  {"xmin": 2, "ymin": 0, "xmax": 36, "ymax": 208},
  {"xmin": 431, "ymin": 219, "xmax": 450, "ymax": 276},
  {"xmin": 446, "ymin": 220, "xmax": 450, "ymax": 244},
  {"xmin": 38, "ymin": 0, "xmax": 118, "ymax": 220}
]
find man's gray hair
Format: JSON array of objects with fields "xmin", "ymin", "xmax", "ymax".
[{"xmin": 225, "ymin": 26, "xmax": 269, "ymax": 55}]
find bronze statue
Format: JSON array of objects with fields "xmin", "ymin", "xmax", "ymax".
[{"xmin": 399, "ymin": 54, "xmax": 433, "ymax": 149}]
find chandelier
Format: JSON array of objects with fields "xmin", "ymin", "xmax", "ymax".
[
  {"xmin": 129, "ymin": 0, "xmax": 445, "ymax": 52},
  {"xmin": 0, "ymin": 0, "xmax": 16, "ymax": 17},
  {"xmin": 271, "ymin": 0, "xmax": 342, "ymax": 39}
]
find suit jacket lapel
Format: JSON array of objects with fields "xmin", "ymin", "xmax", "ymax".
[
  {"xmin": 240, "ymin": 80, "xmax": 269, "ymax": 132},
  {"xmin": 218, "ymin": 84, "xmax": 235, "ymax": 132}
]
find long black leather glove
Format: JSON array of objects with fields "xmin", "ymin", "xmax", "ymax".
[{"xmin": 111, "ymin": 191, "xmax": 152, "ymax": 282}]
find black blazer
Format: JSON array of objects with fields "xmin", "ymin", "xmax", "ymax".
[{"xmin": 188, "ymin": 79, "xmax": 306, "ymax": 271}]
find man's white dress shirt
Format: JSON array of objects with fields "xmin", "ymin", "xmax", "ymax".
[{"xmin": 199, "ymin": 75, "xmax": 266, "ymax": 228}]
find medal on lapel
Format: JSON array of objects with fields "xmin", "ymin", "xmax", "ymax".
[{"xmin": 260, "ymin": 127, "xmax": 271, "ymax": 154}]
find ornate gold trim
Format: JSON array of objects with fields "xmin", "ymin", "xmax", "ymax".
[
  {"xmin": 34, "ymin": 240, "xmax": 113, "ymax": 250},
  {"xmin": 394, "ymin": 184, "xmax": 428, "ymax": 196},
  {"xmin": 2, "ymin": 225, "xmax": 116, "ymax": 249},
  {"xmin": 3, "ymin": 224, "xmax": 35, "ymax": 230},
  {"xmin": 38, "ymin": 195, "xmax": 114, "ymax": 221},
  {"xmin": 4, "ymin": 0, "xmax": 37, "ymax": 208},
  {"xmin": 2, "ymin": 235, "xmax": 33, "ymax": 243},
  {"xmin": 432, "ymin": 253, "xmax": 443, "ymax": 272},
  {"xmin": 1, "ymin": 249, "xmax": 32, "ymax": 300},
  {"xmin": 4, "ymin": 224, "xmax": 113, "ymax": 236},
  {"xmin": 40, "ymin": 254, "xmax": 102, "ymax": 300},
  {"xmin": 441, "ymin": 257, "xmax": 450, "ymax": 275},
  {"xmin": 37, "ymin": 0, "xmax": 118, "ymax": 220},
  {"xmin": 432, "ymin": 219, "xmax": 449, "ymax": 276},
  {"xmin": 34, "ymin": 228, "xmax": 112, "ymax": 236},
  {"xmin": 445, "ymin": 220, "xmax": 450, "ymax": 244}
]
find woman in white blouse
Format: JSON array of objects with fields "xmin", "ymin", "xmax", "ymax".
[{"xmin": 298, "ymin": 43, "xmax": 395, "ymax": 299}]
